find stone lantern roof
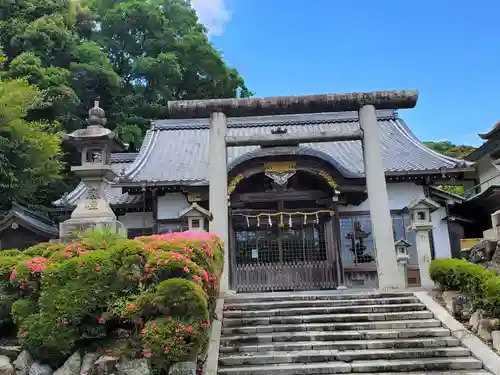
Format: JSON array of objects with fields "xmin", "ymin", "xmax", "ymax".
[{"xmin": 63, "ymin": 101, "xmax": 125, "ymax": 152}]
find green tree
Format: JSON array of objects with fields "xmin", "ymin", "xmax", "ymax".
[
  {"xmin": 0, "ymin": 0, "xmax": 251, "ymax": 207},
  {"xmin": 424, "ymin": 141, "xmax": 476, "ymax": 159},
  {"xmin": 424, "ymin": 141, "xmax": 476, "ymax": 196},
  {"xmin": 0, "ymin": 51, "xmax": 63, "ymax": 208}
]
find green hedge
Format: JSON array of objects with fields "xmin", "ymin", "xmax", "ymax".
[
  {"xmin": 0, "ymin": 230, "xmax": 224, "ymax": 372},
  {"xmin": 430, "ymin": 258, "xmax": 500, "ymax": 314}
]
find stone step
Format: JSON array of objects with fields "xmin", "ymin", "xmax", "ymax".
[
  {"xmin": 224, "ymin": 296, "xmax": 419, "ymax": 311},
  {"xmin": 225, "ymin": 292, "xmax": 415, "ymax": 304},
  {"xmin": 219, "ymin": 337, "xmax": 460, "ymax": 354},
  {"xmin": 223, "ymin": 310, "xmax": 434, "ymax": 327},
  {"xmin": 222, "ymin": 319, "xmax": 442, "ymax": 335},
  {"xmin": 219, "ymin": 347, "xmax": 470, "ymax": 366},
  {"xmin": 350, "ymin": 357, "xmax": 483, "ymax": 372},
  {"xmin": 223, "ymin": 303, "xmax": 427, "ymax": 318},
  {"xmin": 349, "ymin": 372, "xmax": 491, "ymax": 375},
  {"xmin": 220, "ymin": 327, "xmax": 452, "ymax": 345},
  {"xmin": 217, "ymin": 357, "xmax": 483, "ymax": 374}
]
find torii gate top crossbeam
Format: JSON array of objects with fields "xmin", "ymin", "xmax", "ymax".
[{"xmin": 167, "ymin": 89, "xmax": 418, "ymax": 119}]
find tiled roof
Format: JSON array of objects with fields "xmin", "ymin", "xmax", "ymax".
[
  {"xmin": 55, "ymin": 110, "xmax": 472, "ymax": 207},
  {"xmin": 53, "ymin": 153, "xmax": 140, "ymax": 207},
  {"xmin": 0, "ymin": 203, "xmax": 59, "ymax": 237},
  {"xmin": 124, "ymin": 109, "xmax": 470, "ymax": 184}
]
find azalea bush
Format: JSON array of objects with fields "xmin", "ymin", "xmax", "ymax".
[{"xmin": 0, "ymin": 230, "xmax": 224, "ymax": 372}]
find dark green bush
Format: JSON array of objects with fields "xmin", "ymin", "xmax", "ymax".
[
  {"xmin": 11, "ymin": 298, "xmax": 38, "ymax": 326},
  {"xmin": 430, "ymin": 258, "xmax": 498, "ymax": 313}
]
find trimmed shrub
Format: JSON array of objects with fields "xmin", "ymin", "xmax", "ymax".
[
  {"xmin": 0, "ymin": 250, "xmax": 21, "ymax": 257},
  {"xmin": 140, "ymin": 317, "xmax": 208, "ymax": 373},
  {"xmin": 430, "ymin": 258, "xmax": 498, "ymax": 312},
  {"xmin": 0, "ymin": 229, "xmax": 223, "ymax": 371},
  {"xmin": 11, "ymin": 298, "xmax": 37, "ymax": 325}
]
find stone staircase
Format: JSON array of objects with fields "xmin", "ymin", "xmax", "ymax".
[{"xmin": 217, "ymin": 291, "xmax": 491, "ymax": 374}]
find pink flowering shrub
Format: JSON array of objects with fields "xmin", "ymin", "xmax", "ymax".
[{"xmin": 0, "ymin": 230, "xmax": 224, "ymax": 372}]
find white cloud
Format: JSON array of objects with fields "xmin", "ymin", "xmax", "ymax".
[{"xmin": 190, "ymin": 0, "xmax": 230, "ymax": 36}]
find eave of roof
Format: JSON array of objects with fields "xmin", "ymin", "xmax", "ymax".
[
  {"xmin": 0, "ymin": 203, "xmax": 58, "ymax": 237},
  {"xmin": 465, "ymin": 135, "xmax": 500, "ymax": 162},
  {"xmin": 119, "ymin": 109, "xmax": 471, "ymax": 185}
]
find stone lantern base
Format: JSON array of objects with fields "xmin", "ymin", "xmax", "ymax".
[{"xmin": 59, "ymin": 217, "xmax": 126, "ymax": 243}]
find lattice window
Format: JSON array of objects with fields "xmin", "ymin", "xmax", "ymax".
[{"xmin": 234, "ymin": 224, "xmax": 326, "ymax": 265}]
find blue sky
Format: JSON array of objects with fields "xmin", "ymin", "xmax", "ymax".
[{"xmin": 192, "ymin": 0, "xmax": 500, "ymax": 146}]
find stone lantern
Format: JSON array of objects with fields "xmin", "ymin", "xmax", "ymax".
[
  {"xmin": 407, "ymin": 197, "xmax": 440, "ymax": 289},
  {"xmin": 394, "ymin": 239, "xmax": 411, "ymax": 287},
  {"xmin": 59, "ymin": 101, "xmax": 126, "ymax": 241},
  {"xmin": 179, "ymin": 203, "xmax": 213, "ymax": 232}
]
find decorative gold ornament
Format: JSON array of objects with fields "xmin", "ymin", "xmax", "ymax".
[
  {"xmin": 228, "ymin": 174, "xmax": 244, "ymax": 195},
  {"xmin": 318, "ymin": 171, "xmax": 338, "ymax": 189}
]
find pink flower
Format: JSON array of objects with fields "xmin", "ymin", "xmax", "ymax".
[
  {"xmin": 142, "ymin": 348, "xmax": 152, "ymax": 358},
  {"xmin": 79, "ymin": 260, "xmax": 85, "ymax": 265},
  {"xmin": 193, "ymin": 275, "xmax": 199, "ymax": 281},
  {"xmin": 183, "ymin": 267, "xmax": 190, "ymax": 273},
  {"xmin": 164, "ymin": 347, "xmax": 169, "ymax": 353},
  {"xmin": 95, "ymin": 266, "xmax": 101, "ymax": 271},
  {"xmin": 151, "ymin": 323, "xmax": 157, "ymax": 329},
  {"xmin": 97, "ymin": 316, "xmax": 106, "ymax": 324},
  {"xmin": 9, "ymin": 273, "xmax": 15, "ymax": 279},
  {"xmin": 186, "ymin": 326, "xmax": 193, "ymax": 333}
]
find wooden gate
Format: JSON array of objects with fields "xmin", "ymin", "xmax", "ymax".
[{"xmin": 230, "ymin": 225, "xmax": 337, "ymax": 292}]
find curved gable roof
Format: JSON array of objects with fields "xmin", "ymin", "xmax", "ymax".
[{"xmin": 123, "ymin": 109, "xmax": 470, "ymax": 185}]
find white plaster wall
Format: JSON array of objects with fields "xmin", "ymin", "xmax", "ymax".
[
  {"xmin": 338, "ymin": 182, "xmax": 425, "ymax": 212},
  {"xmin": 120, "ymin": 212, "xmax": 154, "ymax": 229},
  {"xmin": 477, "ymin": 158, "xmax": 500, "ymax": 189},
  {"xmin": 157, "ymin": 193, "xmax": 190, "ymax": 220},
  {"xmin": 431, "ymin": 207, "xmax": 452, "ymax": 259}
]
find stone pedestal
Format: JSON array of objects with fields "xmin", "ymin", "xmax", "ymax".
[
  {"xmin": 396, "ymin": 253, "xmax": 410, "ymax": 289},
  {"xmin": 414, "ymin": 229, "xmax": 435, "ymax": 289}
]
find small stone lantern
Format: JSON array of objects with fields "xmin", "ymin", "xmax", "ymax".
[
  {"xmin": 179, "ymin": 203, "xmax": 213, "ymax": 232},
  {"xmin": 395, "ymin": 239, "xmax": 411, "ymax": 288},
  {"xmin": 407, "ymin": 197, "xmax": 440, "ymax": 289}
]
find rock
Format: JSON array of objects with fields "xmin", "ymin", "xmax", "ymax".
[
  {"xmin": 80, "ymin": 353, "xmax": 99, "ymax": 375},
  {"xmin": 442, "ymin": 290, "xmax": 459, "ymax": 311},
  {"xmin": 54, "ymin": 352, "xmax": 81, "ymax": 375},
  {"xmin": 0, "ymin": 355, "xmax": 14, "ymax": 375},
  {"xmin": 28, "ymin": 363, "xmax": 53, "ymax": 375},
  {"xmin": 469, "ymin": 309, "xmax": 484, "ymax": 332},
  {"xmin": 0, "ymin": 347, "xmax": 22, "ymax": 362},
  {"xmin": 13, "ymin": 351, "xmax": 33, "ymax": 375},
  {"xmin": 477, "ymin": 318, "xmax": 499, "ymax": 342},
  {"xmin": 93, "ymin": 357, "xmax": 117, "ymax": 375},
  {"xmin": 116, "ymin": 359, "xmax": 150, "ymax": 375},
  {"xmin": 492, "ymin": 330, "xmax": 500, "ymax": 352},
  {"xmin": 168, "ymin": 362, "xmax": 196, "ymax": 375},
  {"xmin": 452, "ymin": 293, "xmax": 473, "ymax": 320}
]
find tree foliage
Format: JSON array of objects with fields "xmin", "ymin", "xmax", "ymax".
[
  {"xmin": 424, "ymin": 141, "xmax": 476, "ymax": 197},
  {"xmin": 0, "ymin": 50, "xmax": 63, "ymax": 208},
  {"xmin": 424, "ymin": 141, "xmax": 476, "ymax": 160},
  {"xmin": 0, "ymin": 0, "xmax": 251, "ymax": 207}
]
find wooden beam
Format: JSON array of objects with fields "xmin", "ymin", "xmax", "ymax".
[
  {"xmin": 234, "ymin": 190, "xmax": 330, "ymax": 203},
  {"xmin": 226, "ymin": 130, "xmax": 363, "ymax": 147}
]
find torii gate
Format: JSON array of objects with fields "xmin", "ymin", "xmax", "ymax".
[{"xmin": 167, "ymin": 90, "xmax": 419, "ymax": 294}]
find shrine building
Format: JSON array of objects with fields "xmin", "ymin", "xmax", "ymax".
[{"xmin": 47, "ymin": 90, "xmax": 476, "ymax": 293}]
